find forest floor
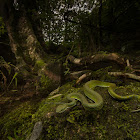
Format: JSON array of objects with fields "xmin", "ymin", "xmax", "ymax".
[{"xmin": 0, "ymin": 51, "xmax": 140, "ymax": 140}]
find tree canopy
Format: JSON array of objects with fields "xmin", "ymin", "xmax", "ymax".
[
  {"xmin": 0, "ymin": 0, "xmax": 139, "ymax": 54},
  {"xmin": 31, "ymin": 0, "xmax": 140, "ymax": 52}
]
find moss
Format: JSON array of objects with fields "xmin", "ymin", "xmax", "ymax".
[
  {"xmin": 23, "ymin": 51, "xmax": 34, "ymax": 65},
  {"xmin": 36, "ymin": 60, "xmax": 45, "ymax": 67},
  {"xmin": 91, "ymin": 66, "xmax": 121, "ymax": 84},
  {"xmin": 66, "ymin": 110, "xmax": 83, "ymax": 124},
  {"xmin": 32, "ymin": 82, "xmax": 75, "ymax": 119},
  {"xmin": 0, "ymin": 102, "xmax": 37, "ymax": 140},
  {"xmin": 34, "ymin": 60, "xmax": 46, "ymax": 71},
  {"xmin": 0, "ymin": 81, "xmax": 140, "ymax": 140},
  {"xmin": 39, "ymin": 81, "xmax": 140, "ymax": 139},
  {"xmin": 35, "ymin": 74, "xmax": 58, "ymax": 93}
]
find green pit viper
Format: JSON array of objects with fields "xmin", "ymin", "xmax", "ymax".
[{"xmin": 56, "ymin": 80, "xmax": 140, "ymax": 113}]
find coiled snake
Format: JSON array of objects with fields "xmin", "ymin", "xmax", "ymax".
[{"xmin": 56, "ymin": 80, "xmax": 140, "ymax": 113}]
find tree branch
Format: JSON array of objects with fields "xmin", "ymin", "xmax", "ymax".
[
  {"xmin": 68, "ymin": 53, "xmax": 125, "ymax": 66},
  {"xmin": 108, "ymin": 72, "xmax": 140, "ymax": 81}
]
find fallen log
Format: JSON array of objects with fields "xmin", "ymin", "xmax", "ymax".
[
  {"xmin": 108, "ymin": 72, "xmax": 140, "ymax": 81},
  {"xmin": 68, "ymin": 53, "xmax": 125, "ymax": 66}
]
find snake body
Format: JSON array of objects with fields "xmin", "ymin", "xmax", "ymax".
[{"xmin": 56, "ymin": 80, "xmax": 140, "ymax": 113}]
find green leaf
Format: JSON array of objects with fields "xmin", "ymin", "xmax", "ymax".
[{"xmin": 7, "ymin": 72, "xmax": 18, "ymax": 89}]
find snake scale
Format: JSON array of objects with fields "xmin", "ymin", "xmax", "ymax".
[{"xmin": 56, "ymin": 80, "xmax": 140, "ymax": 113}]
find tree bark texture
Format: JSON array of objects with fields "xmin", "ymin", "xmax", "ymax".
[
  {"xmin": 5, "ymin": 6, "xmax": 46, "ymax": 66},
  {"xmin": 0, "ymin": 1, "xmax": 62, "ymax": 85}
]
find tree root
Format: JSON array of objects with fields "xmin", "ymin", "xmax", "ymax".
[
  {"xmin": 68, "ymin": 53, "xmax": 125, "ymax": 66},
  {"xmin": 108, "ymin": 72, "xmax": 140, "ymax": 81}
]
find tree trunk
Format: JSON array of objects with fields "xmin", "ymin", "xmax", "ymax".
[
  {"xmin": 0, "ymin": 2, "xmax": 62, "ymax": 86},
  {"xmin": 7, "ymin": 7, "xmax": 45, "ymax": 64}
]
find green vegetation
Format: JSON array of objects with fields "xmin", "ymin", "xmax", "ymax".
[
  {"xmin": 0, "ymin": 17, "xmax": 6, "ymax": 37},
  {"xmin": 0, "ymin": 0, "xmax": 140, "ymax": 140},
  {"xmin": 0, "ymin": 77, "xmax": 140, "ymax": 139},
  {"xmin": 0, "ymin": 56, "xmax": 18, "ymax": 91},
  {"xmin": 0, "ymin": 102, "xmax": 36, "ymax": 140}
]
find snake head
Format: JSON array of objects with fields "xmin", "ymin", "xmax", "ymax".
[{"xmin": 56, "ymin": 104, "xmax": 69, "ymax": 113}]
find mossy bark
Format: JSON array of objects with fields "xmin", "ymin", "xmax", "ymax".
[
  {"xmin": 1, "ymin": 3, "xmax": 62, "ymax": 85},
  {"xmin": 4, "ymin": 6, "xmax": 46, "ymax": 68}
]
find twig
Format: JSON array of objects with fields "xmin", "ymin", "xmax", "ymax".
[
  {"xmin": 49, "ymin": 87, "xmax": 60, "ymax": 96},
  {"xmin": 108, "ymin": 72, "xmax": 140, "ymax": 81},
  {"xmin": 0, "ymin": 42, "xmax": 10, "ymax": 46},
  {"xmin": 76, "ymin": 72, "xmax": 91, "ymax": 84},
  {"xmin": 131, "ymin": 109, "xmax": 140, "ymax": 113},
  {"xmin": 48, "ymin": 94, "xmax": 62, "ymax": 99},
  {"xmin": 66, "ymin": 45, "xmax": 74, "ymax": 63}
]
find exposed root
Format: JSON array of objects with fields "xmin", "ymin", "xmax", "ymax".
[{"xmin": 108, "ymin": 72, "xmax": 140, "ymax": 81}]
